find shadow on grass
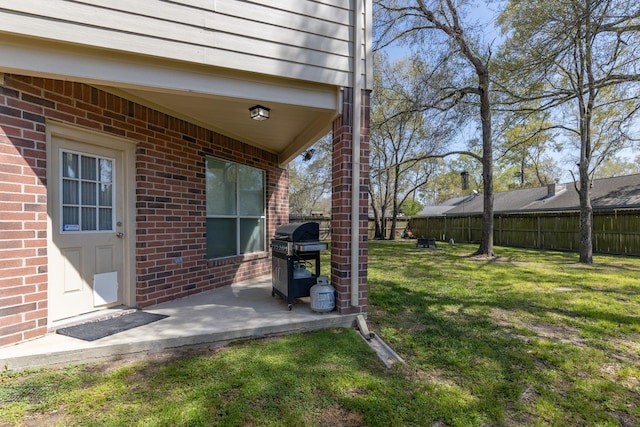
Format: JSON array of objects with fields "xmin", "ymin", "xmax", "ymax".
[
  {"xmin": 4, "ymin": 329, "xmax": 465, "ymax": 427},
  {"xmin": 367, "ymin": 242, "xmax": 640, "ymax": 425}
]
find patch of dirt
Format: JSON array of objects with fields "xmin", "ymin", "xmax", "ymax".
[
  {"xmin": 518, "ymin": 386, "xmax": 537, "ymax": 405},
  {"xmin": 489, "ymin": 308, "xmax": 587, "ymax": 347},
  {"xmin": 610, "ymin": 334, "xmax": 640, "ymax": 365},
  {"xmin": 310, "ymin": 404, "xmax": 364, "ymax": 427},
  {"xmin": 345, "ymin": 387, "xmax": 369, "ymax": 398},
  {"xmin": 83, "ymin": 342, "xmax": 229, "ymax": 375},
  {"xmin": 597, "ymin": 362, "xmax": 639, "ymax": 389},
  {"xmin": 608, "ymin": 410, "xmax": 637, "ymax": 427},
  {"xmin": 600, "ymin": 363, "xmax": 620, "ymax": 376},
  {"xmin": 0, "ymin": 409, "xmax": 68, "ymax": 427},
  {"xmin": 503, "ymin": 385, "xmax": 538, "ymax": 427},
  {"xmin": 464, "ymin": 253, "xmax": 501, "ymax": 261},
  {"xmin": 405, "ymin": 367, "xmax": 455, "ymax": 387},
  {"xmin": 553, "ymin": 287, "xmax": 576, "ymax": 293},
  {"xmin": 521, "ymin": 323, "xmax": 586, "ymax": 346}
]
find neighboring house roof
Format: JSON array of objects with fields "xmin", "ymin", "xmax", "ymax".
[
  {"xmin": 417, "ymin": 195, "xmax": 472, "ymax": 216},
  {"xmin": 419, "ymin": 174, "xmax": 640, "ymax": 216}
]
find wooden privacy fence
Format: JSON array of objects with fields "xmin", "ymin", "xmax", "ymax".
[
  {"xmin": 409, "ymin": 209, "xmax": 640, "ymax": 256},
  {"xmin": 289, "ymin": 215, "xmax": 409, "ymax": 240}
]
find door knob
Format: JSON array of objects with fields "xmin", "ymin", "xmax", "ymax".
[{"xmin": 116, "ymin": 232, "xmax": 124, "ymax": 238}]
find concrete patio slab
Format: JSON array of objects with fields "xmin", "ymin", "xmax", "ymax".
[{"xmin": 0, "ymin": 276, "xmax": 359, "ymax": 371}]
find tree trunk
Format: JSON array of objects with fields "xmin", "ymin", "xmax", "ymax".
[
  {"xmin": 578, "ymin": 3, "xmax": 594, "ymax": 265},
  {"xmin": 577, "ymin": 94, "xmax": 594, "ymax": 264},
  {"xmin": 475, "ymin": 72, "xmax": 495, "ymax": 256},
  {"xmin": 376, "ymin": 213, "xmax": 384, "ymax": 240},
  {"xmin": 578, "ymin": 180, "xmax": 593, "ymax": 264},
  {"xmin": 369, "ymin": 191, "xmax": 384, "ymax": 240},
  {"xmin": 389, "ymin": 217, "xmax": 397, "ymax": 240},
  {"xmin": 389, "ymin": 189, "xmax": 398, "ymax": 240},
  {"xmin": 374, "ymin": 211, "xmax": 383, "ymax": 240}
]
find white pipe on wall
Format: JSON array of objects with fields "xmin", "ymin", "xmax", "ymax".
[{"xmin": 350, "ymin": 0, "xmax": 363, "ymax": 307}]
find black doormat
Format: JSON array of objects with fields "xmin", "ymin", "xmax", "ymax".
[{"xmin": 56, "ymin": 311, "xmax": 168, "ymax": 342}]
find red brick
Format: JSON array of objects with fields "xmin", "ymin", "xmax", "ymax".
[
  {"xmin": 0, "ymin": 295, "xmax": 23, "ymax": 308},
  {"xmin": 0, "ymin": 319, "xmax": 35, "ymax": 335},
  {"xmin": 0, "ymin": 332, "xmax": 22, "ymax": 347},
  {"xmin": 24, "ymin": 308, "xmax": 47, "ymax": 321},
  {"xmin": 23, "ymin": 326, "xmax": 48, "ymax": 340},
  {"xmin": 0, "ymin": 277, "xmax": 23, "ymax": 287},
  {"xmin": 0, "ymin": 314, "xmax": 22, "ymax": 328},
  {"xmin": 25, "ymin": 274, "xmax": 47, "ymax": 285},
  {"xmin": 24, "ymin": 291, "xmax": 47, "ymax": 303}
]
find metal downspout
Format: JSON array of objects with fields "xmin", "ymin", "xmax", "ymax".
[{"xmin": 351, "ymin": 0, "xmax": 363, "ymax": 307}]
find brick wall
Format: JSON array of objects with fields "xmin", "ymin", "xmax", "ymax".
[
  {"xmin": 0, "ymin": 78, "xmax": 49, "ymax": 347},
  {"xmin": 330, "ymin": 87, "xmax": 370, "ymax": 314},
  {"xmin": 0, "ymin": 74, "xmax": 288, "ymax": 346}
]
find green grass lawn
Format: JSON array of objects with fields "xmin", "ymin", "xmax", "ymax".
[{"xmin": 2, "ymin": 242, "xmax": 639, "ymax": 426}]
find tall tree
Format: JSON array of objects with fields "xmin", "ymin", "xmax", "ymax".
[
  {"xmin": 593, "ymin": 153, "xmax": 640, "ymax": 179},
  {"xmin": 369, "ymin": 55, "xmax": 449, "ymax": 239},
  {"xmin": 495, "ymin": 112, "xmax": 562, "ymax": 188},
  {"xmin": 375, "ymin": 0, "xmax": 497, "ymax": 256},
  {"xmin": 288, "ymin": 135, "xmax": 332, "ymax": 217},
  {"xmin": 421, "ymin": 157, "xmax": 481, "ymax": 203},
  {"xmin": 497, "ymin": 0, "xmax": 640, "ymax": 263}
]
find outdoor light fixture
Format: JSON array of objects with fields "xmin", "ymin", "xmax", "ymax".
[
  {"xmin": 302, "ymin": 149, "xmax": 315, "ymax": 161},
  {"xmin": 249, "ymin": 105, "xmax": 270, "ymax": 121}
]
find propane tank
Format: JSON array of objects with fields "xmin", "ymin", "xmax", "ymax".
[
  {"xmin": 310, "ymin": 275, "xmax": 335, "ymax": 313},
  {"xmin": 293, "ymin": 261, "xmax": 312, "ymax": 279}
]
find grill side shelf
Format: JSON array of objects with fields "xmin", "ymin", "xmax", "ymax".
[{"xmin": 294, "ymin": 242, "xmax": 328, "ymax": 252}]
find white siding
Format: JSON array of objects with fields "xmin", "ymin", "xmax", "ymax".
[{"xmin": 0, "ymin": 0, "xmax": 360, "ymax": 87}]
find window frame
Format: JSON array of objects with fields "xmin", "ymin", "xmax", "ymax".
[
  {"xmin": 59, "ymin": 148, "xmax": 116, "ymax": 234},
  {"xmin": 205, "ymin": 156, "xmax": 266, "ymax": 259}
]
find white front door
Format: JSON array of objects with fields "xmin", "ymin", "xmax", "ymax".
[{"xmin": 48, "ymin": 134, "xmax": 127, "ymax": 321}]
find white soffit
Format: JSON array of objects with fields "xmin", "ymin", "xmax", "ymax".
[
  {"xmin": 0, "ymin": 36, "xmax": 338, "ymax": 109},
  {"xmin": 0, "ymin": 35, "xmax": 340, "ymax": 157}
]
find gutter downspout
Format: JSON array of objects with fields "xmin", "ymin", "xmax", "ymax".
[{"xmin": 351, "ymin": 0, "xmax": 363, "ymax": 307}]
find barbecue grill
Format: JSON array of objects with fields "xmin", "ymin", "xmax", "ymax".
[{"xmin": 271, "ymin": 222, "xmax": 328, "ymax": 310}]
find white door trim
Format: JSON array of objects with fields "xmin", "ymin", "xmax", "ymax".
[{"xmin": 46, "ymin": 121, "xmax": 137, "ymax": 325}]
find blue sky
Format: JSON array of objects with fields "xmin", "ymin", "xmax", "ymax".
[
  {"xmin": 377, "ymin": 0, "xmax": 637, "ymax": 183},
  {"xmin": 383, "ymin": 0, "xmax": 505, "ymax": 60}
]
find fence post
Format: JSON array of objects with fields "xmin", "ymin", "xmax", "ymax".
[{"xmin": 538, "ymin": 216, "xmax": 542, "ymax": 249}]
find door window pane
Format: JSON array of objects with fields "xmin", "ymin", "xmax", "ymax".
[
  {"xmin": 61, "ymin": 150, "xmax": 115, "ymax": 232},
  {"xmin": 63, "ymin": 206, "xmax": 79, "ymax": 228},
  {"xmin": 81, "ymin": 182, "xmax": 97, "ymax": 206},
  {"xmin": 63, "ymin": 153, "xmax": 78, "ymax": 178},
  {"xmin": 99, "ymin": 184, "xmax": 113, "ymax": 207},
  {"xmin": 81, "ymin": 156, "xmax": 96, "ymax": 181},
  {"xmin": 62, "ymin": 180, "xmax": 79, "ymax": 204},
  {"xmin": 99, "ymin": 208, "xmax": 112, "ymax": 231},
  {"xmin": 81, "ymin": 207, "xmax": 97, "ymax": 230},
  {"xmin": 100, "ymin": 159, "xmax": 113, "ymax": 183}
]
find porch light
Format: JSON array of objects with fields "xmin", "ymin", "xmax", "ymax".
[{"xmin": 249, "ymin": 105, "xmax": 270, "ymax": 121}]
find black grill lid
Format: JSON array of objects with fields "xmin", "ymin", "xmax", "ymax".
[{"xmin": 274, "ymin": 222, "xmax": 320, "ymax": 242}]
